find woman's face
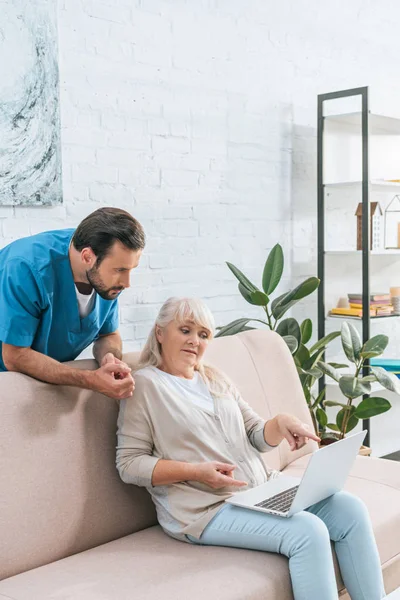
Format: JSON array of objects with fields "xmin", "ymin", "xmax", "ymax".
[{"xmin": 156, "ymin": 319, "xmax": 211, "ymax": 378}]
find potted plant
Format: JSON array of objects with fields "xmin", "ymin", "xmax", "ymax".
[
  {"xmin": 319, "ymin": 322, "xmax": 399, "ymax": 444},
  {"xmin": 216, "ymin": 243, "xmax": 340, "ymax": 435}
]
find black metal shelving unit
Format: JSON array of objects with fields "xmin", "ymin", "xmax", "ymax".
[{"xmin": 317, "ymin": 86, "xmax": 371, "ymax": 446}]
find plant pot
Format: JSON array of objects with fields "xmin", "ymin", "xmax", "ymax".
[
  {"xmin": 358, "ymin": 445, "xmax": 372, "ymax": 457},
  {"xmin": 319, "ymin": 437, "xmax": 371, "ymax": 456}
]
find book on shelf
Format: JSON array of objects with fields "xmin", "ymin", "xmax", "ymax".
[
  {"xmin": 329, "ymin": 307, "xmax": 376, "ymax": 317},
  {"xmin": 349, "ymin": 302, "xmax": 392, "ymax": 308},
  {"xmin": 348, "ymin": 293, "xmax": 390, "ymax": 302}
]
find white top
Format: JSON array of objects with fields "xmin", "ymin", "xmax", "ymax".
[
  {"xmin": 75, "ymin": 287, "xmax": 95, "ymax": 318},
  {"xmin": 150, "ymin": 367, "xmax": 215, "ymax": 413}
]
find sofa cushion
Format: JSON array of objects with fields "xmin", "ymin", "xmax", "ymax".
[
  {"xmin": 0, "ymin": 526, "xmax": 295, "ymax": 600},
  {"xmin": 2, "ymin": 454, "xmax": 399, "ymax": 600}
]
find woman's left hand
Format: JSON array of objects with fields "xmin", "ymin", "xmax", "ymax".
[{"xmin": 276, "ymin": 414, "xmax": 320, "ymax": 451}]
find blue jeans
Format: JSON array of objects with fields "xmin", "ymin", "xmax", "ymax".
[{"xmin": 188, "ymin": 491, "xmax": 385, "ymax": 600}]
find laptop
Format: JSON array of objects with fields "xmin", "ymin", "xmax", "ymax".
[{"xmin": 226, "ymin": 430, "xmax": 367, "ymax": 517}]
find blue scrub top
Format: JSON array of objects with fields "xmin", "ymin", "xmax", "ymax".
[{"xmin": 0, "ymin": 229, "xmax": 119, "ymax": 371}]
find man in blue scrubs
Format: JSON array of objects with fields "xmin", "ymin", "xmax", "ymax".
[{"xmin": 0, "ymin": 207, "xmax": 145, "ymax": 400}]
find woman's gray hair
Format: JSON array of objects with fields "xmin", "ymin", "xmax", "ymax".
[{"xmin": 139, "ymin": 297, "xmax": 234, "ymax": 396}]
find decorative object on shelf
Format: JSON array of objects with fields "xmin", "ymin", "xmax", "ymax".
[
  {"xmin": 319, "ymin": 322, "xmax": 399, "ymax": 443},
  {"xmin": 384, "ymin": 195, "xmax": 400, "ymax": 249},
  {"xmin": 216, "ymin": 243, "xmax": 340, "ymax": 436},
  {"xmin": 390, "ymin": 287, "xmax": 400, "ymax": 315},
  {"xmin": 355, "ymin": 202, "xmax": 383, "ymax": 251},
  {"xmin": 329, "ymin": 292, "xmax": 393, "ymax": 318}
]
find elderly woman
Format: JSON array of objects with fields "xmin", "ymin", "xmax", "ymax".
[{"xmin": 116, "ymin": 297, "xmax": 385, "ymax": 600}]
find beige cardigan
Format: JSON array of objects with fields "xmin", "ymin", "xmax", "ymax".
[{"xmin": 116, "ymin": 366, "xmax": 277, "ymax": 541}]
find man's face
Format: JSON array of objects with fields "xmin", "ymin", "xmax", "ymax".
[{"xmin": 86, "ymin": 241, "xmax": 142, "ymax": 300}]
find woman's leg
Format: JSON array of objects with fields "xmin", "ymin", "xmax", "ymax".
[
  {"xmin": 189, "ymin": 504, "xmax": 339, "ymax": 600},
  {"xmin": 307, "ymin": 491, "xmax": 385, "ymax": 600}
]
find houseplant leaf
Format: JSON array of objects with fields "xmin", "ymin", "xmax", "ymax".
[
  {"xmin": 336, "ymin": 406, "xmax": 358, "ymax": 433},
  {"xmin": 294, "ymin": 344, "xmax": 310, "ymax": 367},
  {"xmin": 339, "ymin": 375, "xmax": 371, "ymax": 399},
  {"xmin": 215, "ymin": 318, "xmax": 254, "ymax": 337},
  {"xmin": 360, "ymin": 335, "xmax": 389, "ymax": 359},
  {"xmin": 300, "ymin": 319, "xmax": 312, "ymax": 344},
  {"xmin": 271, "ymin": 278, "xmax": 320, "ymax": 320},
  {"xmin": 341, "ymin": 322, "xmax": 362, "ymax": 363},
  {"xmin": 276, "ymin": 318, "xmax": 301, "ymax": 346},
  {"xmin": 371, "ymin": 366, "xmax": 400, "ymax": 394},
  {"xmin": 316, "ymin": 408, "xmax": 328, "ymax": 428},
  {"xmin": 250, "ymin": 290, "xmax": 270, "ymax": 306},
  {"xmin": 354, "ymin": 397, "xmax": 391, "ymax": 419},
  {"xmin": 282, "ymin": 335, "xmax": 298, "ymax": 354},
  {"xmin": 262, "ymin": 243, "xmax": 284, "ymax": 295},
  {"xmin": 317, "ymin": 361, "xmax": 341, "ymax": 382},
  {"xmin": 309, "ymin": 331, "xmax": 340, "ymax": 354},
  {"xmin": 226, "ymin": 262, "xmax": 258, "ymax": 293}
]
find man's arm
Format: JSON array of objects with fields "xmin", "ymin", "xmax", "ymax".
[
  {"xmin": 2, "ymin": 344, "xmax": 134, "ymax": 399},
  {"xmin": 93, "ymin": 331, "xmax": 123, "ymax": 365}
]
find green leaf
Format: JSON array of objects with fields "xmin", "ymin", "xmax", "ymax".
[
  {"xmin": 341, "ymin": 322, "xmax": 362, "ymax": 364},
  {"xmin": 271, "ymin": 292, "xmax": 297, "ymax": 320},
  {"xmin": 226, "ymin": 262, "xmax": 258, "ymax": 293},
  {"xmin": 316, "ymin": 408, "xmax": 328, "ymax": 428},
  {"xmin": 339, "ymin": 375, "xmax": 371, "ymax": 399},
  {"xmin": 262, "ymin": 244, "xmax": 284, "ymax": 295},
  {"xmin": 215, "ymin": 318, "xmax": 253, "ymax": 337},
  {"xmin": 328, "ymin": 362, "xmax": 349, "ymax": 369},
  {"xmin": 317, "ymin": 361, "xmax": 341, "ymax": 382},
  {"xmin": 354, "ymin": 397, "xmax": 392, "ymax": 419},
  {"xmin": 238, "ymin": 284, "xmax": 269, "ymax": 307},
  {"xmin": 326, "ymin": 423, "xmax": 340, "ymax": 432},
  {"xmin": 305, "ymin": 367, "xmax": 323, "ymax": 378},
  {"xmin": 250, "ymin": 290, "xmax": 270, "ymax": 306},
  {"xmin": 371, "ymin": 367, "xmax": 400, "ymax": 394},
  {"xmin": 300, "ymin": 319, "xmax": 312, "ymax": 344},
  {"xmin": 294, "ymin": 343, "xmax": 310, "ymax": 367},
  {"xmin": 360, "ymin": 335, "xmax": 389, "ymax": 359},
  {"xmin": 312, "ymin": 387, "xmax": 326, "ymax": 409},
  {"xmin": 276, "ymin": 318, "xmax": 301, "ymax": 345},
  {"xmin": 303, "ymin": 349, "xmax": 324, "ymax": 370},
  {"xmin": 270, "ymin": 277, "xmax": 320, "ymax": 320},
  {"xmin": 359, "ymin": 375, "xmax": 376, "ymax": 383},
  {"xmin": 324, "ymin": 400, "xmax": 347, "ymax": 408},
  {"xmin": 309, "ymin": 331, "xmax": 341, "ymax": 354},
  {"xmin": 336, "ymin": 406, "xmax": 358, "ymax": 433},
  {"xmin": 282, "ymin": 335, "xmax": 298, "ymax": 354}
]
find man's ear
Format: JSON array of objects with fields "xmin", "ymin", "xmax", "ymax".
[{"xmin": 81, "ymin": 247, "xmax": 96, "ymax": 268}]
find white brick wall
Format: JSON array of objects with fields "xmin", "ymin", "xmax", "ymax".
[{"xmin": 3, "ymin": 0, "xmax": 400, "ymax": 355}]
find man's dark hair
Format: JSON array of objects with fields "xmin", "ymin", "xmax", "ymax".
[{"xmin": 72, "ymin": 207, "xmax": 145, "ymax": 264}]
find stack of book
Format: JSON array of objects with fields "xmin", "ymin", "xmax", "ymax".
[{"xmin": 329, "ymin": 293, "xmax": 393, "ymax": 318}]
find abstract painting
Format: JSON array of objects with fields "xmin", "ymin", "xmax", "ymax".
[{"xmin": 0, "ymin": 0, "xmax": 62, "ymax": 206}]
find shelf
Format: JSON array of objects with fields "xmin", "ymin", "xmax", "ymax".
[
  {"xmin": 325, "ymin": 249, "xmax": 400, "ymax": 255},
  {"xmin": 324, "ymin": 180, "xmax": 400, "ymax": 191},
  {"xmin": 326, "ymin": 315, "xmax": 400, "ymax": 321},
  {"xmin": 324, "ymin": 112, "xmax": 400, "ymax": 135}
]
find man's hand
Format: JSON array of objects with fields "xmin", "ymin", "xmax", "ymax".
[
  {"xmin": 193, "ymin": 461, "xmax": 248, "ymax": 489},
  {"xmin": 90, "ymin": 363, "xmax": 135, "ymax": 400},
  {"xmin": 276, "ymin": 414, "xmax": 320, "ymax": 451},
  {"xmin": 101, "ymin": 352, "xmax": 131, "ymax": 380}
]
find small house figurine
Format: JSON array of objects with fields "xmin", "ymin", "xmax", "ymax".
[
  {"xmin": 355, "ymin": 202, "xmax": 383, "ymax": 251},
  {"xmin": 384, "ymin": 195, "xmax": 400, "ymax": 249}
]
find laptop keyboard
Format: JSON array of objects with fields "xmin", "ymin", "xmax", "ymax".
[{"xmin": 255, "ymin": 485, "xmax": 299, "ymax": 513}]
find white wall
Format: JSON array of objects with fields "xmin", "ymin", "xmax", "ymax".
[{"xmin": 2, "ymin": 0, "xmax": 400, "ymax": 353}]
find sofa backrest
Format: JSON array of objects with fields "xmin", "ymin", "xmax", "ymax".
[{"xmin": 0, "ymin": 329, "xmax": 316, "ymax": 580}]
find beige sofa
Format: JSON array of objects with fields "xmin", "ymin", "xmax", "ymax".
[{"xmin": 0, "ymin": 330, "xmax": 399, "ymax": 599}]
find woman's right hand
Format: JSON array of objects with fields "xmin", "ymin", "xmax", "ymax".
[{"xmin": 193, "ymin": 461, "xmax": 248, "ymax": 489}]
